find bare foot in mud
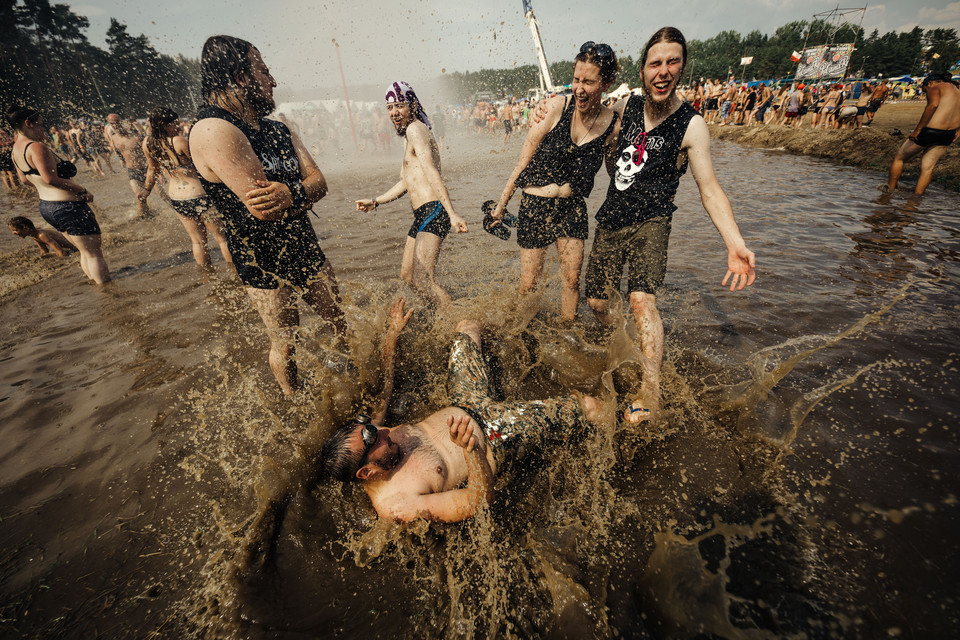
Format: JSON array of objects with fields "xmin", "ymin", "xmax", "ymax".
[{"xmin": 878, "ymin": 183, "xmax": 894, "ymax": 193}]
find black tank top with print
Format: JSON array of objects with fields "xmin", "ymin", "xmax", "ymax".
[
  {"xmin": 192, "ymin": 105, "xmax": 325, "ymax": 289},
  {"xmin": 595, "ymin": 95, "xmax": 697, "ymax": 230},
  {"xmin": 515, "ymin": 97, "xmax": 618, "ymax": 199}
]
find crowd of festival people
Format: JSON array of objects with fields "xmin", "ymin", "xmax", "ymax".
[{"xmin": 3, "ymin": 26, "xmax": 956, "ymax": 523}]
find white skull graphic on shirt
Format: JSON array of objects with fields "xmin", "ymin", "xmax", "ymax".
[{"xmin": 614, "ymin": 143, "xmax": 646, "ymax": 191}]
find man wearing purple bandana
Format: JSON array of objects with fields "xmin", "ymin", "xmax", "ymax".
[{"xmin": 356, "ymin": 81, "xmax": 468, "ymax": 307}]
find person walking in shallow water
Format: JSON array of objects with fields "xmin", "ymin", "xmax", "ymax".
[
  {"xmin": 6, "ymin": 106, "xmax": 110, "ymax": 284},
  {"xmin": 884, "ymin": 73, "xmax": 960, "ymax": 196},
  {"xmin": 491, "ymin": 42, "xmax": 620, "ymax": 321},
  {"xmin": 533, "ymin": 28, "xmax": 755, "ymax": 423},
  {"xmin": 140, "ymin": 107, "xmax": 233, "ymax": 267},
  {"xmin": 355, "ymin": 81, "xmax": 467, "ymax": 308},
  {"xmin": 189, "ymin": 35, "xmax": 347, "ymax": 396}
]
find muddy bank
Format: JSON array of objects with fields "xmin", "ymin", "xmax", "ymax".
[{"xmin": 710, "ymin": 122, "xmax": 960, "ymax": 193}]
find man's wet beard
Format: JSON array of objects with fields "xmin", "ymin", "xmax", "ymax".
[
  {"xmin": 394, "ymin": 120, "xmax": 408, "ymax": 137},
  {"xmin": 245, "ymin": 82, "xmax": 276, "ymax": 119}
]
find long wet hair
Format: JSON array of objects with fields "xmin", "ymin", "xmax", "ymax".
[
  {"xmin": 201, "ymin": 35, "xmax": 255, "ymax": 106},
  {"xmin": 5, "ymin": 105, "xmax": 40, "ymax": 133},
  {"xmin": 641, "ymin": 26, "xmax": 688, "ymax": 73},
  {"xmin": 145, "ymin": 107, "xmax": 179, "ymax": 169},
  {"xmin": 574, "ymin": 44, "xmax": 619, "ymax": 86}
]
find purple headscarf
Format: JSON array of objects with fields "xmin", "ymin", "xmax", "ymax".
[{"xmin": 384, "ymin": 81, "xmax": 432, "ymax": 129}]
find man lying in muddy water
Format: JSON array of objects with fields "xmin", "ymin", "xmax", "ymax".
[
  {"xmin": 105, "ymin": 113, "xmax": 152, "ymax": 217},
  {"xmin": 319, "ymin": 298, "xmax": 602, "ymax": 523},
  {"xmin": 355, "ymin": 82, "xmax": 468, "ymax": 308},
  {"xmin": 884, "ymin": 73, "xmax": 960, "ymax": 196}
]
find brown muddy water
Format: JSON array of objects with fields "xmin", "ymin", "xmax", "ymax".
[{"xmin": 1, "ymin": 129, "xmax": 958, "ymax": 639}]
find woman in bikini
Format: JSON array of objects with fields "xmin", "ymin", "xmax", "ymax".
[
  {"xmin": 6, "ymin": 105, "xmax": 110, "ymax": 284},
  {"xmin": 491, "ymin": 42, "xmax": 620, "ymax": 320},
  {"xmin": 140, "ymin": 107, "xmax": 232, "ymax": 267}
]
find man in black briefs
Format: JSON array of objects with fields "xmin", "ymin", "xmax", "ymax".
[
  {"xmin": 188, "ymin": 35, "xmax": 348, "ymax": 396},
  {"xmin": 884, "ymin": 73, "xmax": 960, "ymax": 196},
  {"xmin": 319, "ymin": 298, "xmax": 602, "ymax": 523},
  {"xmin": 105, "ymin": 113, "xmax": 151, "ymax": 217},
  {"xmin": 355, "ymin": 81, "xmax": 468, "ymax": 308}
]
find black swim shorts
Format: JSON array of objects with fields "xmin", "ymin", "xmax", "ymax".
[
  {"xmin": 38, "ymin": 200, "xmax": 101, "ymax": 236},
  {"xmin": 407, "ymin": 200, "xmax": 451, "ymax": 239},
  {"xmin": 584, "ymin": 216, "xmax": 672, "ymax": 299},
  {"xmin": 170, "ymin": 195, "xmax": 211, "ymax": 220},
  {"xmin": 914, "ymin": 127, "xmax": 958, "ymax": 148},
  {"xmin": 516, "ymin": 192, "xmax": 588, "ymax": 250}
]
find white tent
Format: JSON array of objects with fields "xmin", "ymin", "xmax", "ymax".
[{"xmin": 607, "ymin": 82, "xmax": 632, "ymax": 99}]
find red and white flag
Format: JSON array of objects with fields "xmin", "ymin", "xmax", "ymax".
[
  {"xmin": 740, "ymin": 56, "xmax": 753, "ymax": 65},
  {"xmin": 790, "ymin": 50, "xmax": 802, "ymax": 62}
]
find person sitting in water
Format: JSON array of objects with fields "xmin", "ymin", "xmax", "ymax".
[
  {"xmin": 8, "ymin": 215, "xmax": 75, "ymax": 256},
  {"xmin": 319, "ymin": 298, "xmax": 603, "ymax": 523}
]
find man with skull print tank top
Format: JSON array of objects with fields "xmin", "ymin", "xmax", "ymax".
[{"xmin": 584, "ymin": 27, "xmax": 757, "ymax": 423}]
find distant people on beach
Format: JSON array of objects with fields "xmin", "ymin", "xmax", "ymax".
[
  {"xmin": 355, "ymin": 80, "xmax": 468, "ymax": 308},
  {"xmin": 140, "ymin": 106, "xmax": 233, "ymax": 267},
  {"xmin": 67, "ymin": 119, "xmax": 106, "ymax": 177},
  {"xmin": 189, "ymin": 35, "xmax": 347, "ymax": 396},
  {"xmin": 8, "ymin": 215, "xmax": 75, "ymax": 256},
  {"xmin": 0, "ymin": 127, "xmax": 20, "ymax": 190},
  {"xmin": 6, "ymin": 106, "xmax": 110, "ymax": 284},
  {"xmin": 884, "ymin": 73, "xmax": 960, "ymax": 196},
  {"xmin": 492, "ymin": 41, "xmax": 620, "ymax": 321},
  {"xmin": 105, "ymin": 113, "xmax": 152, "ymax": 217},
  {"xmin": 865, "ymin": 79, "xmax": 890, "ymax": 126},
  {"xmin": 319, "ymin": 299, "xmax": 602, "ymax": 523}
]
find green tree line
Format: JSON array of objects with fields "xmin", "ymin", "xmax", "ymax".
[
  {"xmin": 1, "ymin": 0, "xmax": 200, "ymax": 125},
  {"xmin": 443, "ymin": 20, "xmax": 960, "ymax": 101}
]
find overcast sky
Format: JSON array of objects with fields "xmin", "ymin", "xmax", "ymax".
[{"xmin": 69, "ymin": 0, "xmax": 960, "ymax": 96}]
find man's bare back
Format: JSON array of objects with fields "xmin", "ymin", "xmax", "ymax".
[
  {"xmin": 927, "ymin": 80, "xmax": 960, "ymax": 131},
  {"xmin": 108, "ymin": 127, "xmax": 146, "ymax": 170}
]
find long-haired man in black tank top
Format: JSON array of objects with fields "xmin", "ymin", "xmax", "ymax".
[
  {"xmin": 189, "ymin": 36, "xmax": 348, "ymax": 396},
  {"xmin": 583, "ymin": 27, "xmax": 757, "ymax": 423}
]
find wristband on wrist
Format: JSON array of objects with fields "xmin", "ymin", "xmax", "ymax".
[
  {"xmin": 287, "ymin": 180, "xmax": 310, "ymax": 212},
  {"xmin": 372, "ymin": 198, "xmax": 379, "ymax": 210}
]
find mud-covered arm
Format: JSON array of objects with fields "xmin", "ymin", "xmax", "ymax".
[
  {"xmin": 370, "ymin": 297, "xmax": 414, "ymax": 426},
  {"xmin": 683, "ymin": 116, "xmax": 756, "ymax": 291},
  {"xmin": 139, "ymin": 138, "xmax": 160, "ymax": 200}
]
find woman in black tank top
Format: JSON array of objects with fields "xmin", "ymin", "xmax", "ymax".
[{"xmin": 491, "ymin": 43, "xmax": 620, "ymax": 320}]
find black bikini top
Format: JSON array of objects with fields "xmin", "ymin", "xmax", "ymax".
[{"xmin": 19, "ymin": 141, "xmax": 77, "ymax": 179}]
